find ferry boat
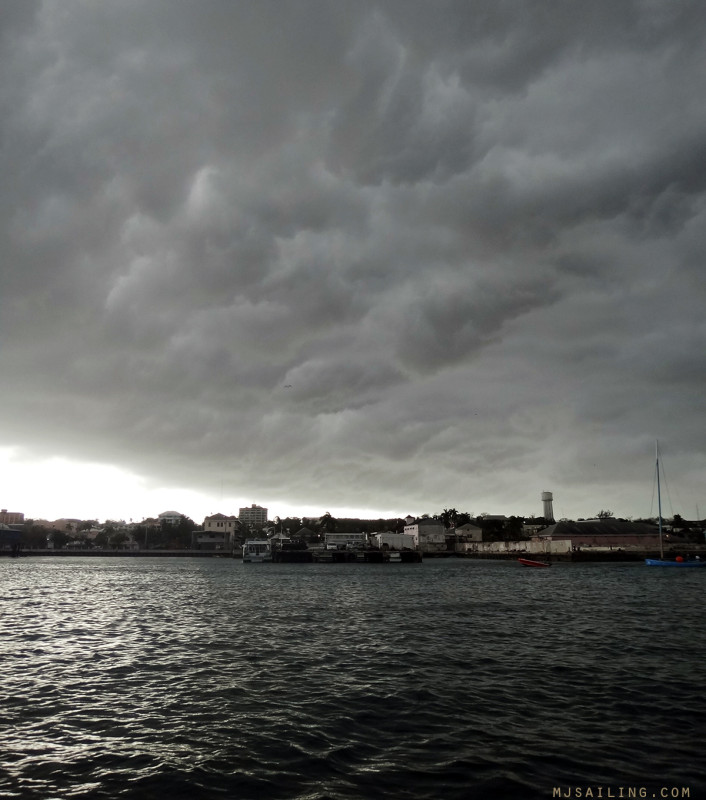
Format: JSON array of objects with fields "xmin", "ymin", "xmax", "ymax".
[{"xmin": 242, "ymin": 539, "xmax": 273, "ymax": 563}]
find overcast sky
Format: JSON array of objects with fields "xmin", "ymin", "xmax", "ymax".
[{"xmin": 2, "ymin": 0, "xmax": 705, "ymax": 524}]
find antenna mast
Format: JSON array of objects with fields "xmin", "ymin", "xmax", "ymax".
[{"xmin": 656, "ymin": 441, "xmax": 664, "ymax": 560}]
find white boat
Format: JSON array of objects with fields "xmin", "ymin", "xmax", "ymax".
[{"xmin": 242, "ymin": 539, "xmax": 272, "ymax": 563}]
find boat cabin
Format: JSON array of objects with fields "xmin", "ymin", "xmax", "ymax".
[{"xmin": 242, "ymin": 539, "xmax": 272, "ymax": 563}]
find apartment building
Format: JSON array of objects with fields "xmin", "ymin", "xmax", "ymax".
[
  {"xmin": 238, "ymin": 504, "xmax": 268, "ymax": 527},
  {"xmin": 0, "ymin": 509, "xmax": 24, "ymax": 525}
]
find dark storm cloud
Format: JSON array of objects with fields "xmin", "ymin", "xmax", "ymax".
[{"xmin": 2, "ymin": 0, "xmax": 706, "ymax": 518}]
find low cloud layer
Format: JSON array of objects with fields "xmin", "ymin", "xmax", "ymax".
[{"xmin": 2, "ymin": 1, "xmax": 706, "ymax": 520}]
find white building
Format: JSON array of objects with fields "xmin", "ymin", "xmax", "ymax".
[
  {"xmin": 238, "ymin": 504, "xmax": 268, "ymax": 527},
  {"xmin": 370, "ymin": 532, "xmax": 417, "ymax": 550},
  {"xmin": 158, "ymin": 510, "xmax": 184, "ymax": 526},
  {"xmin": 404, "ymin": 518, "xmax": 446, "ymax": 553}
]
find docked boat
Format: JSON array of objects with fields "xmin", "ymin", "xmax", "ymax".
[
  {"xmin": 644, "ymin": 442, "xmax": 705, "ymax": 568},
  {"xmin": 518, "ymin": 557, "xmax": 550, "ymax": 568},
  {"xmin": 242, "ymin": 539, "xmax": 273, "ymax": 563}
]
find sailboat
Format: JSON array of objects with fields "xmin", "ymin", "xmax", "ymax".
[{"xmin": 645, "ymin": 442, "xmax": 705, "ymax": 567}]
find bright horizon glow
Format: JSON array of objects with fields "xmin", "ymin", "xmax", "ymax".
[
  {"xmin": 0, "ymin": 448, "xmax": 418, "ymax": 524},
  {"xmin": 1, "ymin": 447, "xmax": 667, "ymax": 525}
]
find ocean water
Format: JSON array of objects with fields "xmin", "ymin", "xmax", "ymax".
[{"xmin": 1, "ymin": 556, "xmax": 705, "ymax": 800}]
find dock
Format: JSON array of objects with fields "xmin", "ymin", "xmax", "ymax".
[{"xmin": 273, "ymin": 549, "xmax": 422, "ymax": 564}]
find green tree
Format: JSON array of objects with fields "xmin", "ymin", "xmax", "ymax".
[
  {"xmin": 51, "ymin": 530, "xmax": 70, "ymax": 550},
  {"xmin": 440, "ymin": 508, "xmax": 458, "ymax": 529},
  {"xmin": 132, "ymin": 525, "xmax": 148, "ymax": 548},
  {"xmin": 109, "ymin": 531, "xmax": 129, "ymax": 549},
  {"xmin": 95, "ymin": 530, "xmax": 110, "ymax": 548},
  {"xmin": 22, "ymin": 524, "xmax": 50, "ymax": 549},
  {"xmin": 160, "ymin": 516, "xmax": 196, "ymax": 549},
  {"xmin": 505, "ymin": 516, "xmax": 525, "ymax": 540},
  {"xmin": 318, "ymin": 512, "xmax": 336, "ymax": 534},
  {"xmin": 282, "ymin": 517, "xmax": 302, "ymax": 534},
  {"xmin": 479, "ymin": 518, "xmax": 505, "ymax": 542}
]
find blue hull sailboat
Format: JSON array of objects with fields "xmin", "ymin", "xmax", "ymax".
[{"xmin": 645, "ymin": 442, "xmax": 705, "ymax": 568}]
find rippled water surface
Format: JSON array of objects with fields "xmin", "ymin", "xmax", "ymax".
[{"xmin": 2, "ymin": 557, "xmax": 705, "ymax": 799}]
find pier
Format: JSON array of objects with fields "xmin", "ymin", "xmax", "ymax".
[{"xmin": 273, "ymin": 549, "xmax": 422, "ymax": 563}]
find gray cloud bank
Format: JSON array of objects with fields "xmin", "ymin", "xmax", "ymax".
[{"xmin": 2, "ymin": 0, "xmax": 706, "ymax": 519}]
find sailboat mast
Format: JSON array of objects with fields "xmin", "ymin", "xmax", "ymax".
[{"xmin": 656, "ymin": 440, "xmax": 664, "ymax": 560}]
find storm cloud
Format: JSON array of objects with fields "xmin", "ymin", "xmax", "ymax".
[{"xmin": 2, "ymin": 0, "xmax": 706, "ymax": 520}]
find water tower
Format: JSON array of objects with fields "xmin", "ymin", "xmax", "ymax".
[{"xmin": 542, "ymin": 491, "xmax": 555, "ymax": 523}]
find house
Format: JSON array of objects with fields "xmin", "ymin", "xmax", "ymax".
[
  {"xmin": 450, "ymin": 522, "xmax": 484, "ymax": 553},
  {"xmin": 294, "ymin": 526, "xmax": 316, "ymax": 541},
  {"xmin": 197, "ymin": 513, "xmax": 240, "ymax": 549},
  {"xmin": 455, "ymin": 522, "xmax": 483, "ymax": 542},
  {"xmin": 193, "ymin": 531, "xmax": 229, "ymax": 550},
  {"xmin": 158, "ymin": 511, "xmax": 184, "ymax": 526},
  {"xmin": 203, "ymin": 513, "xmax": 239, "ymax": 532}
]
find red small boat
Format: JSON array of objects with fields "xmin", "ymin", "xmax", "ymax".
[{"xmin": 518, "ymin": 557, "xmax": 551, "ymax": 568}]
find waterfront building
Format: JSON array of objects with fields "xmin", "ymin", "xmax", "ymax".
[
  {"xmin": 196, "ymin": 514, "xmax": 240, "ymax": 551},
  {"xmin": 324, "ymin": 531, "xmax": 368, "ymax": 549},
  {"xmin": 193, "ymin": 531, "xmax": 230, "ymax": 550},
  {"xmin": 535, "ymin": 519, "xmax": 661, "ymax": 551},
  {"xmin": 0, "ymin": 523, "xmax": 22, "ymax": 551},
  {"xmin": 238, "ymin": 504, "xmax": 268, "ymax": 527},
  {"xmin": 404, "ymin": 518, "xmax": 446, "ymax": 553},
  {"xmin": 370, "ymin": 531, "xmax": 417, "ymax": 550}
]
